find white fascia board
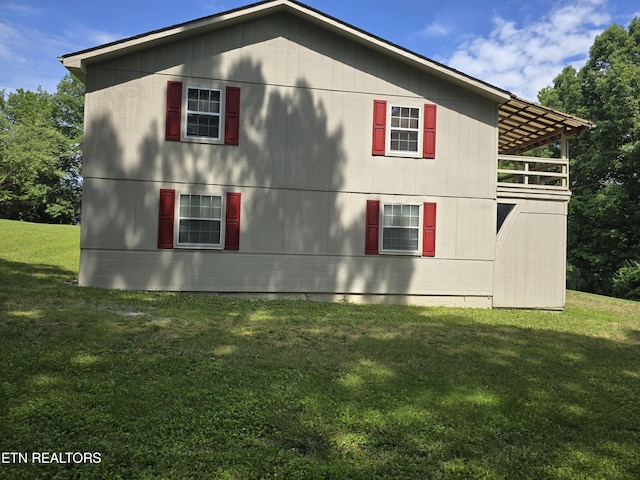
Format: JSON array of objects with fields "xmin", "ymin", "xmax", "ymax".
[
  {"xmin": 59, "ymin": 1, "xmax": 288, "ymax": 77},
  {"xmin": 59, "ymin": 0, "xmax": 510, "ymax": 103},
  {"xmin": 283, "ymin": 1, "xmax": 510, "ymax": 103}
]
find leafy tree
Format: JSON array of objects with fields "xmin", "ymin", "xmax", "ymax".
[
  {"xmin": 612, "ymin": 260, "xmax": 640, "ymax": 300},
  {"xmin": 0, "ymin": 87, "xmax": 66, "ymax": 221},
  {"xmin": 539, "ymin": 18, "xmax": 640, "ymax": 296},
  {"xmin": 50, "ymin": 74, "xmax": 85, "ymax": 221},
  {"xmin": 0, "ymin": 74, "xmax": 84, "ymax": 223}
]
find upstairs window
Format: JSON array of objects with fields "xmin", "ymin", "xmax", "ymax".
[
  {"xmin": 372, "ymin": 100, "xmax": 436, "ymax": 158},
  {"xmin": 389, "ymin": 106, "xmax": 420, "ymax": 153},
  {"xmin": 186, "ymin": 88, "xmax": 222, "ymax": 140},
  {"xmin": 165, "ymin": 81, "xmax": 240, "ymax": 145}
]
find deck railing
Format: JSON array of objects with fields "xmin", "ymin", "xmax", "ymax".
[{"xmin": 497, "ymin": 155, "xmax": 569, "ymax": 191}]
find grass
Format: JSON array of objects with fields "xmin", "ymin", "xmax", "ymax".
[{"xmin": 1, "ymin": 218, "xmax": 640, "ymax": 479}]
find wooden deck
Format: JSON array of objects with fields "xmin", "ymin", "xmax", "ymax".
[{"xmin": 497, "ymin": 154, "xmax": 570, "ymax": 200}]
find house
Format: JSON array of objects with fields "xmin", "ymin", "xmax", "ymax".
[{"xmin": 59, "ymin": 0, "xmax": 592, "ymax": 309}]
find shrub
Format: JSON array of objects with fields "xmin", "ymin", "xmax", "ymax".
[
  {"xmin": 612, "ymin": 260, "xmax": 640, "ymax": 300},
  {"xmin": 566, "ymin": 263, "xmax": 588, "ymax": 291}
]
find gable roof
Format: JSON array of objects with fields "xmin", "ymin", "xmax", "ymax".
[{"xmin": 59, "ymin": 0, "xmax": 593, "ymax": 153}]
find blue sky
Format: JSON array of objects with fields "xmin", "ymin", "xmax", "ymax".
[{"xmin": 1, "ymin": 0, "xmax": 639, "ymax": 100}]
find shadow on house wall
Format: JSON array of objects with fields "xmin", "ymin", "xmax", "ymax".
[{"xmin": 81, "ymin": 47, "xmax": 417, "ymax": 298}]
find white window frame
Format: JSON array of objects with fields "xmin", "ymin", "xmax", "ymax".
[
  {"xmin": 183, "ymin": 86, "xmax": 224, "ymax": 144},
  {"xmin": 175, "ymin": 192, "xmax": 225, "ymax": 249},
  {"xmin": 387, "ymin": 104, "xmax": 423, "ymax": 157},
  {"xmin": 380, "ymin": 203, "xmax": 422, "ymax": 255}
]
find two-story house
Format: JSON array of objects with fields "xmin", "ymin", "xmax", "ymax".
[{"xmin": 60, "ymin": 0, "xmax": 592, "ymax": 309}]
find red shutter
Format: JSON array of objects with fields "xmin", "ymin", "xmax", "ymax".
[
  {"xmin": 165, "ymin": 81, "xmax": 183, "ymax": 141},
  {"xmin": 158, "ymin": 189, "xmax": 175, "ymax": 249},
  {"xmin": 372, "ymin": 100, "xmax": 387, "ymax": 155},
  {"xmin": 423, "ymin": 104, "xmax": 437, "ymax": 159},
  {"xmin": 224, "ymin": 192, "xmax": 241, "ymax": 250},
  {"xmin": 365, "ymin": 200, "xmax": 380, "ymax": 254},
  {"xmin": 422, "ymin": 202, "xmax": 436, "ymax": 257},
  {"xmin": 224, "ymin": 86, "xmax": 241, "ymax": 145}
]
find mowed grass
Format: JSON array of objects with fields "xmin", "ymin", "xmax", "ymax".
[{"xmin": 1, "ymin": 219, "xmax": 640, "ymax": 479}]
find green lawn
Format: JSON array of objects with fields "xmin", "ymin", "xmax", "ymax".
[{"xmin": 1, "ymin": 219, "xmax": 640, "ymax": 479}]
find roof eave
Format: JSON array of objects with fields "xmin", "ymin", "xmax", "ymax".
[
  {"xmin": 59, "ymin": 0, "xmax": 510, "ymax": 103},
  {"xmin": 58, "ymin": 56, "xmax": 86, "ymax": 83},
  {"xmin": 59, "ymin": 0, "xmax": 282, "ymax": 77},
  {"xmin": 281, "ymin": 1, "xmax": 510, "ymax": 103}
]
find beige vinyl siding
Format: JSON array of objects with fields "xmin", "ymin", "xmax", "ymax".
[
  {"xmin": 79, "ymin": 249, "xmax": 494, "ymax": 300},
  {"xmin": 84, "ymin": 81, "xmax": 496, "ymax": 197},
  {"xmin": 493, "ymin": 199, "xmax": 568, "ymax": 309},
  {"xmin": 78, "ymin": 10, "xmax": 504, "ymax": 306},
  {"xmin": 79, "ymin": 175, "xmax": 495, "ymax": 306},
  {"xmin": 81, "ymin": 178, "xmax": 496, "ymax": 259},
  {"xmin": 83, "ymin": 12, "xmax": 498, "ymax": 200}
]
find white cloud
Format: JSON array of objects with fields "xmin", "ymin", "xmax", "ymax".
[
  {"xmin": 196, "ymin": 0, "xmax": 228, "ymax": 14},
  {"xmin": 60, "ymin": 26, "xmax": 124, "ymax": 52},
  {"xmin": 0, "ymin": 18, "xmax": 64, "ymax": 92},
  {"xmin": 417, "ymin": 20, "xmax": 451, "ymax": 38},
  {"xmin": 0, "ymin": 20, "xmax": 23, "ymax": 63},
  {"xmin": 0, "ymin": 14, "xmax": 123, "ymax": 93},
  {"xmin": 446, "ymin": 0, "xmax": 611, "ymax": 100},
  {"xmin": 86, "ymin": 29, "xmax": 122, "ymax": 46},
  {"xmin": 2, "ymin": 2, "xmax": 44, "ymax": 17}
]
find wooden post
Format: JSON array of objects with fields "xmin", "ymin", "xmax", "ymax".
[{"xmin": 560, "ymin": 131, "xmax": 569, "ymax": 188}]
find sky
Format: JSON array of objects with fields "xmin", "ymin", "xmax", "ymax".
[{"xmin": 1, "ymin": 0, "xmax": 639, "ymax": 101}]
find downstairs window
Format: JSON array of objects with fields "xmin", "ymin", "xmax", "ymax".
[
  {"xmin": 381, "ymin": 204, "xmax": 421, "ymax": 254},
  {"xmin": 177, "ymin": 194, "xmax": 223, "ymax": 247},
  {"xmin": 365, "ymin": 200, "xmax": 436, "ymax": 257}
]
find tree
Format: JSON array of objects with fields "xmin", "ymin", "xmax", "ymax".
[
  {"xmin": 612, "ymin": 260, "xmax": 640, "ymax": 300},
  {"xmin": 0, "ymin": 74, "xmax": 84, "ymax": 223},
  {"xmin": 50, "ymin": 74, "xmax": 85, "ymax": 221},
  {"xmin": 539, "ymin": 18, "xmax": 640, "ymax": 296}
]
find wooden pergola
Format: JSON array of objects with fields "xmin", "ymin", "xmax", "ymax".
[{"xmin": 498, "ymin": 96, "xmax": 593, "ymax": 155}]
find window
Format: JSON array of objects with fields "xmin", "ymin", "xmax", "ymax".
[
  {"xmin": 497, "ymin": 203, "xmax": 516, "ymax": 234},
  {"xmin": 372, "ymin": 100, "xmax": 436, "ymax": 158},
  {"xmin": 186, "ymin": 88, "xmax": 222, "ymax": 140},
  {"xmin": 165, "ymin": 81, "xmax": 241, "ymax": 144},
  {"xmin": 390, "ymin": 106, "xmax": 420, "ymax": 153},
  {"xmin": 157, "ymin": 189, "xmax": 241, "ymax": 250},
  {"xmin": 381, "ymin": 204, "xmax": 421, "ymax": 253},
  {"xmin": 365, "ymin": 200, "xmax": 436, "ymax": 256},
  {"xmin": 177, "ymin": 194, "xmax": 223, "ymax": 246}
]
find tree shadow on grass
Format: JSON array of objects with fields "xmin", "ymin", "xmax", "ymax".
[
  {"xmin": 0, "ymin": 258, "xmax": 79, "ymax": 313},
  {"xmin": 0, "ymin": 258, "xmax": 76, "ymax": 283},
  {"xmin": 234, "ymin": 314, "xmax": 640, "ymax": 478},
  {"xmin": 2, "ymin": 259, "xmax": 640, "ymax": 478}
]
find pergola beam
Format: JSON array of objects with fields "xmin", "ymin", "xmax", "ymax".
[{"xmin": 498, "ymin": 96, "xmax": 593, "ymax": 155}]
